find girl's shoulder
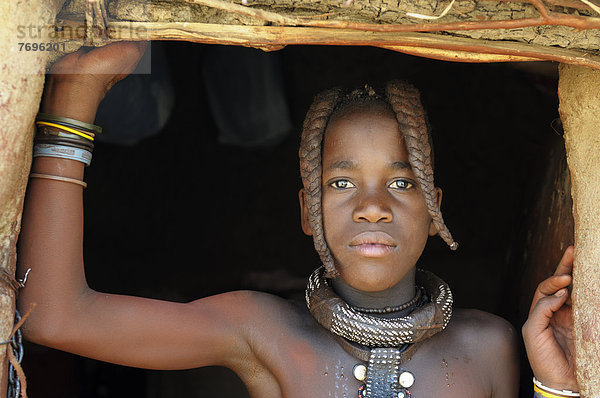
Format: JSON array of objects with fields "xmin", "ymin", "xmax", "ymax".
[
  {"xmin": 413, "ymin": 307, "xmax": 518, "ymax": 361},
  {"xmin": 435, "ymin": 308, "xmax": 519, "ymax": 389},
  {"xmin": 401, "ymin": 308, "xmax": 519, "ymax": 397},
  {"xmin": 447, "ymin": 308, "xmax": 517, "ymax": 347},
  {"xmin": 208, "ymin": 290, "xmax": 316, "ymax": 335}
]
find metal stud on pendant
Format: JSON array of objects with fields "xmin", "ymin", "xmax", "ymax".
[
  {"xmin": 397, "ymin": 388, "xmax": 412, "ymax": 398},
  {"xmin": 353, "ymin": 364, "xmax": 367, "ymax": 381},
  {"xmin": 398, "ymin": 371, "xmax": 415, "ymax": 388}
]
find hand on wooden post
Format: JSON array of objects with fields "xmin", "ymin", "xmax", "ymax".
[
  {"xmin": 48, "ymin": 41, "xmax": 147, "ymax": 91},
  {"xmin": 522, "ymin": 245, "xmax": 578, "ymax": 392},
  {"xmin": 42, "ymin": 41, "xmax": 147, "ymax": 122}
]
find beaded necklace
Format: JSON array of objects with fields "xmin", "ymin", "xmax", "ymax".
[
  {"xmin": 350, "ymin": 287, "xmax": 423, "ymax": 314},
  {"xmin": 305, "ymin": 267, "xmax": 453, "ymax": 398}
]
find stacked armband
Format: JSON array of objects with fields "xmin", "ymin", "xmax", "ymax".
[
  {"xmin": 31, "ymin": 113, "xmax": 102, "ymax": 188},
  {"xmin": 533, "ymin": 378, "xmax": 580, "ymax": 398}
]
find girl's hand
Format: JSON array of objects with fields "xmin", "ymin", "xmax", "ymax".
[
  {"xmin": 42, "ymin": 41, "xmax": 147, "ymax": 122},
  {"xmin": 522, "ymin": 246, "xmax": 578, "ymax": 392}
]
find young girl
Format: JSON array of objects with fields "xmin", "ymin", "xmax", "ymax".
[{"xmin": 18, "ymin": 42, "xmax": 578, "ymax": 397}]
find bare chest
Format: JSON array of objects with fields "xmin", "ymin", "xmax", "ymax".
[{"xmin": 242, "ymin": 329, "xmax": 490, "ymax": 398}]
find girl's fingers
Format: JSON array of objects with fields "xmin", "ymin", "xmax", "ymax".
[
  {"xmin": 527, "ymin": 289, "xmax": 569, "ymax": 330},
  {"xmin": 554, "ymin": 246, "xmax": 574, "ymax": 277},
  {"xmin": 538, "ymin": 275, "xmax": 572, "ymax": 296},
  {"xmin": 529, "ymin": 275, "xmax": 572, "ymax": 314},
  {"xmin": 529, "ymin": 246, "xmax": 574, "ymax": 314}
]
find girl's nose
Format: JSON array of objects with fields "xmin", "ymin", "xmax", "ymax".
[{"xmin": 352, "ymin": 193, "xmax": 393, "ymax": 223}]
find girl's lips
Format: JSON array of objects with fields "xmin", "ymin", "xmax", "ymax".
[
  {"xmin": 350, "ymin": 243, "xmax": 396, "ymax": 258},
  {"xmin": 349, "ymin": 231, "xmax": 396, "ymax": 247},
  {"xmin": 349, "ymin": 231, "xmax": 397, "ymax": 257}
]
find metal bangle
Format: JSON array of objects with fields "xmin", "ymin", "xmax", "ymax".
[
  {"xmin": 36, "ymin": 121, "xmax": 94, "ymax": 142},
  {"xmin": 37, "ymin": 125, "xmax": 94, "ymax": 146},
  {"xmin": 33, "ymin": 144, "xmax": 92, "ymax": 166},
  {"xmin": 35, "ymin": 135, "xmax": 94, "ymax": 152},
  {"xmin": 36, "ymin": 112, "xmax": 102, "ymax": 134},
  {"xmin": 29, "ymin": 173, "xmax": 87, "ymax": 188}
]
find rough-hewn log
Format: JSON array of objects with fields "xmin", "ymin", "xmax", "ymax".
[
  {"xmin": 57, "ymin": 0, "xmax": 600, "ymax": 51},
  {"xmin": 51, "ymin": 0, "xmax": 600, "ymax": 69},
  {"xmin": 559, "ymin": 64, "xmax": 600, "ymax": 397},
  {"xmin": 0, "ymin": 0, "xmax": 64, "ymax": 394},
  {"xmin": 53, "ymin": 20, "xmax": 600, "ymax": 70}
]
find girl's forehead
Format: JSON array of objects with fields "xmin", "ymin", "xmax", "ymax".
[
  {"xmin": 322, "ymin": 109, "xmax": 408, "ymax": 163},
  {"xmin": 328, "ymin": 100, "xmax": 394, "ymax": 127}
]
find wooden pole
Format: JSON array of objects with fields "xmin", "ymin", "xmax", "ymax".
[
  {"xmin": 99, "ymin": 0, "xmax": 600, "ymax": 51},
  {"xmin": 0, "ymin": 0, "xmax": 64, "ymax": 394},
  {"xmin": 559, "ymin": 64, "xmax": 600, "ymax": 397},
  {"xmin": 56, "ymin": 20, "xmax": 600, "ymax": 70}
]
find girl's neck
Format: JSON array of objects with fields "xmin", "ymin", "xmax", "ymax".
[{"xmin": 330, "ymin": 268, "xmax": 417, "ymax": 310}]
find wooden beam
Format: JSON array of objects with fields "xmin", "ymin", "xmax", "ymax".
[
  {"xmin": 185, "ymin": 0, "xmax": 600, "ymax": 32},
  {"xmin": 56, "ymin": 20, "xmax": 600, "ymax": 69},
  {"xmin": 91, "ymin": 0, "xmax": 600, "ymax": 51}
]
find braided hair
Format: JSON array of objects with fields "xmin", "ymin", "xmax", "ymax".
[{"xmin": 299, "ymin": 81, "xmax": 458, "ymax": 277}]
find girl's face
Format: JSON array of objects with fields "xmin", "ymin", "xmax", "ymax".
[{"xmin": 319, "ymin": 107, "xmax": 438, "ymax": 292}]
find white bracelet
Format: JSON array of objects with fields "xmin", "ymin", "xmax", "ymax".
[
  {"xmin": 33, "ymin": 144, "xmax": 92, "ymax": 166},
  {"xmin": 533, "ymin": 377, "xmax": 580, "ymax": 397}
]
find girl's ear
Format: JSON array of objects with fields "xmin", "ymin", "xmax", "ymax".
[
  {"xmin": 428, "ymin": 187, "xmax": 443, "ymax": 236},
  {"xmin": 299, "ymin": 189, "xmax": 313, "ymax": 236}
]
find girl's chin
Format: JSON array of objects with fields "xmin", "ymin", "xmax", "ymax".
[
  {"xmin": 338, "ymin": 273, "xmax": 401, "ymax": 292},
  {"xmin": 334, "ymin": 262, "xmax": 414, "ymax": 292}
]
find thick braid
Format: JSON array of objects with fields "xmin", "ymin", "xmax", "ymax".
[
  {"xmin": 299, "ymin": 88, "xmax": 342, "ymax": 277},
  {"xmin": 384, "ymin": 80, "xmax": 458, "ymax": 250}
]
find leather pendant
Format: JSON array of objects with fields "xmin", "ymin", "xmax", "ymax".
[{"xmin": 362, "ymin": 348, "xmax": 413, "ymax": 398}]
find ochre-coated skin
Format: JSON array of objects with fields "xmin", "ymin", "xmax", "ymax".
[
  {"xmin": 318, "ymin": 108, "xmax": 436, "ymax": 293},
  {"xmin": 18, "ymin": 43, "xmax": 577, "ymax": 397},
  {"xmin": 298, "ymin": 83, "xmax": 456, "ymax": 278}
]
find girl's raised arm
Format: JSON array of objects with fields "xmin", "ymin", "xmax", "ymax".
[{"xmin": 17, "ymin": 43, "xmax": 256, "ymax": 371}]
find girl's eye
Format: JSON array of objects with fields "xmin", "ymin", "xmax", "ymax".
[
  {"xmin": 388, "ymin": 179, "xmax": 414, "ymax": 190},
  {"xmin": 330, "ymin": 180, "xmax": 356, "ymax": 189}
]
